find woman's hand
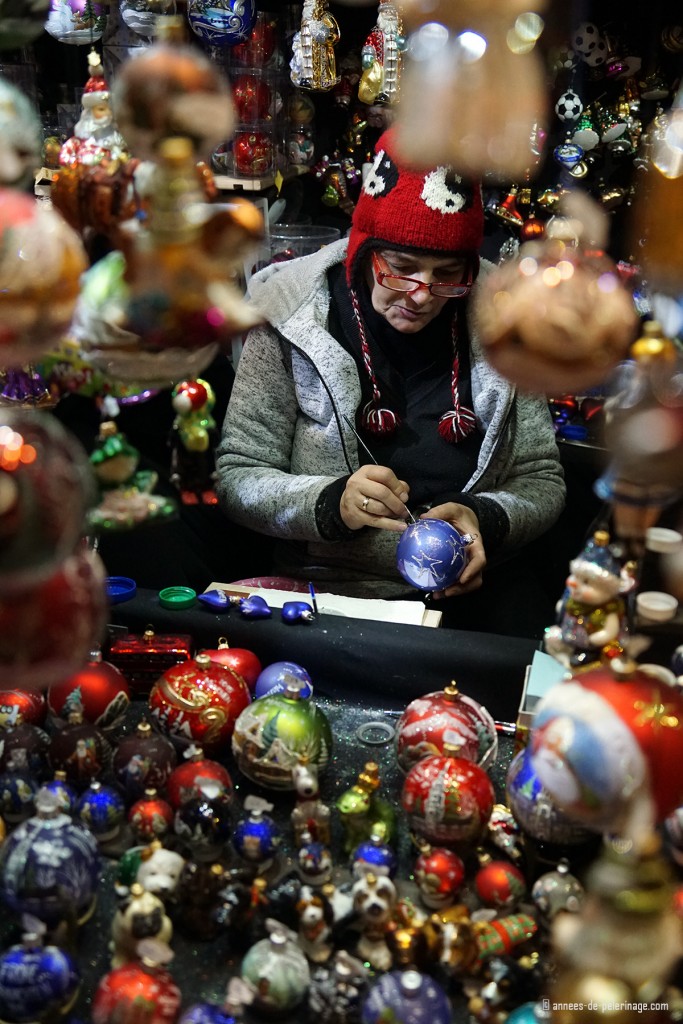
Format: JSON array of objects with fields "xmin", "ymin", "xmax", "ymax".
[
  {"xmin": 423, "ymin": 502, "xmax": 486, "ymax": 597},
  {"xmin": 340, "ymin": 465, "xmax": 411, "ymax": 532}
]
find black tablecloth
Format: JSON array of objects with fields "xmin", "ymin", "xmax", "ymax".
[{"xmin": 108, "ymin": 588, "xmax": 539, "ymax": 726}]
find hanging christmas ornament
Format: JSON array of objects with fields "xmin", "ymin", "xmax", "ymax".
[
  {"xmin": 166, "ymin": 745, "xmax": 233, "ymax": 810},
  {"xmin": 289, "ymin": 0, "xmax": 341, "ymax": 91},
  {"xmin": 0, "ymin": 0, "xmax": 50, "ymax": 49},
  {"xmin": 0, "ymin": 688, "xmax": 47, "ymax": 729},
  {"xmin": 188, "ymin": 0, "xmax": 257, "ymax": 46},
  {"xmin": 0, "ymin": 76, "xmax": 43, "ymax": 192},
  {"xmin": 595, "ymin": 102, "xmax": 628, "ymax": 143},
  {"xmin": 530, "ymin": 658, "xmax": 683, "ymax": 841},
  {"xmin": 0, "ymin": 921, "xmax": 80, "ymax": 1024},
  {"xmin": 232, "ymin": 679, "xmax": 333, "ymax": 790},
  {"xmin": 413, "ymin": 845, "xmax": 465, "ymax": 910},
  {"xmin": 76, "ymin": 780, "xmax": 126, "ymax": 843},
  {"xmin": 571, "ymin": 22, "xmax": 601, "ymax": 60},
  {"xmin": 0, "ymin": 789, "xmax": 100, "ymax": 928},
  {"xmin": 358, "ymin": 0, "xmax": 405, "ymax": 106},
  {"xmin": 45, "ymin": 0, "xmax": 106, "ymax": 45},
  {"xmin": 232, "ymin": 794, "xmax": 282, "ymax": 868},
  {"xmin": 241, "ymin": 921, "xmax": 311, "ymax": 1015},
  {"xmin": 395, "ymin": 1, "xmax": 548, "ymax": 181},
  {"xmin": 254, "ymin": 660, "xmax": 313, "ymax": 700},
  {"xmin": 48, "ymin": 652, "xmax": 130, "ymax": 731},
  {"xmin": 396, "ymin": 519, "xmax": 473, "ymax": 592},
  {"xmin": 571, "ymin": 109, "xmax": 600, "ymax": 151},
  {"xmin": 602, "ymin": 34, "xmax": 628, "ymax": 77},
  {"xmin": 92, "ymin": 940, "xmax": 181, "ymax": 1024},
  {"xmin": 0, "ymin": 189, "xmax": 88, "ymax": 369},
  {"xmin": 169, "ymin": 377, "xmax": 218, "ymax": 504},
  {"xmin": 401, "ymin": 749, "xmax": 495, "ymax": 849},
  {"xmin": 0, "ymin": 544, "xmax": 108, "ymax": 691},
  {"xmin": 232, "ymin": 74, "xmax": 273, "ymax": 122},
  {"xmin": 128, "ymin": 788, "xmax": 174, "ymax": 843},
  {"xmin": 555, "ymin": 89, "xmax": 584, "ymax": 123},
  {"xmin": 395, "ymin": 682, "xmax": 497, "ymax": 774},
  {"xmin": 505, "ymin": 745, "xmax": 596, "ymax": 849},
  {"xmin": 491, "ymin": 185, "xmax": 525, "ymax": 227},
  {"xmin": 531, "ymin": 858, "xmax": 585, "ymax": 923},
  {"xmin": 149, "ymin": 652, "xmax": 251, "ymax": 757},
  {"xmin": 57, "ymin": 50, "xmax": 129, "ymax": 173},
  {"xmin": 120, "ymin": 0, "xmax": 177, "ymax": 38},
  {"xmin": 473, "ymin": 190, "xmax": 639, "ymax": 395}
]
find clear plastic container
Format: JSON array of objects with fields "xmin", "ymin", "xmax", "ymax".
[{"xmin": 269, "ymin": 224, "xmax": 341, "ymax": 261}]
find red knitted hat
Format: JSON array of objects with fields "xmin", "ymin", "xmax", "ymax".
[{"xmin": 346, "ymin": 128, "xmax": 484, "ymax": 286}]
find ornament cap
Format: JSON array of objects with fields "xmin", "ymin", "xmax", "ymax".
[
  {"xmin": 443, "ymin": 681, "xmax": 460, "ymax": 700},
  {"xmin": 137, "ymin": 721, "xmax": 152, "ymax": 737},
  {"xmin": 400, "ymin": 970, "xmax": 422, "ymax": 996}
]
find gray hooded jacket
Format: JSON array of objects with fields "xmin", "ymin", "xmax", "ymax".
[{"xmin": 215, "ymin": 239, "xmax": 565, "ymax": 597}]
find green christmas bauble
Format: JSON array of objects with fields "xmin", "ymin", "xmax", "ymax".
[{"xmin": 231, "ymin": 681, "xmax": 332, "ymax": 790}]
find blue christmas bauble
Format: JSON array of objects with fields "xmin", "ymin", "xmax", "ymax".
[
  {"xmin": 180, "ymin": 1004, "xmax": 236, "ymax": 1024},
  {"xmin": 0, "ymin": 938, "xmax": 80, "ymax": 1023},
  {"xmin": 505, "ymin": 745, "xmax": 594, "ymax": 847},
  {"xmin": 76, "ymin": 781, "xmax": 126, "ymax": 842},
  {"xmin": 0, "ymin": 771, "xmax": 38, "ymax": 824},
  {"xmin": 0, "ymin": 790, "xmax": 100, "ymax": 927},
  {"xmin": 233, "ymin": 806, "xmax": 281, "ymax": 864},
  {"xmin": 187, "ymin": 0, "xmax": 257, "ymax": 47},
  {"xmin": 352, "ymin": 837, "xmax": 398, "ymax": 878},
  {"xmin": 42, "ymin": 774, "xmax": 79, "ymax": 815},
  {"xmin": 254, "ymin": 661, "xmax": 313, "ymax": 700},
  {"xmin": 362, "ymin": 969, "xmax": 451, "ymax": 1024},
  {"xmin": 396, "ymin": 519, "xmax": 469, "ymax": 592}
]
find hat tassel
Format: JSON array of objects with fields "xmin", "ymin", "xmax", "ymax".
[
  {"xmin": 438, "ymin": 407, "xmax": 476, "ymax": 444},
  {"xmin": 361, "ymin": 400, "xmax": 401, "ymax": 436}
]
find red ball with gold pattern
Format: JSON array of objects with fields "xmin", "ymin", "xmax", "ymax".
[
  {"xmin": 395, "ymin": 682, "xmax": 498, "ymax": 775},
  {"xmin": 474, "ymin": 857, "xmax": 527, "ymax": 911},
  {"xmin": 233, "ymin": 130, "xmax": 273, "ymax": 177},
  {"xmin": 201, "ymin": 638, "xmax": 262, "ymax": 692},
  {"xmin": 414, "ymin": 845, "xmax": 465, "ymax": 910},
  {"xmin": 0, "ymin": 688, "xmax": 47, "ymax": 729},
  {"xmin": 165, "ymin": 746, "xmax": 233, "ymax": 810},
  {"xmin": 91, "ymin": 949, "xmax": 181, "ymax": 1024},
  {"xmin": 149, "ymin": 653, "xmax": 251, "ymax": 757},
  {"xmin": 48, "ymin": 653, "xmax": 130, "ymax": 730},
  {"xmin": 401, "ymin": 752, "xmax": 495, "ymax": 849},
  {"xmin": 128, "ymin": 787, "xmax": 174, "ymax": 843}
]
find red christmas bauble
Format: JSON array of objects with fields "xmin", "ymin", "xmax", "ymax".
[
  {"xmin": 149, "ymin": 653, "xmax": 250, "ymax": 756},
  {"xmin": 48, "ymin": 655, "xmax": 130, "ymax": 730},
  {"xmin": 395, "ymin": 682, "xmax": 498, "ymax": 774},
  {"xmin": 92, "ymin": 956, "xmax": 181, "ymax": 1024},
  {"xmin": 413, "ymin": 846, "xmax": 465, "ymax": 909},
  {"xmin": 128, "ymin": 788, "xmax": 174, "ymax": 843},
  {"xmin": 202, "ymin": 640, "xmax": 262, "ymax": 692},
  {"xmin": 474, "ymin": 859, "xmax": 527, "ymax": 910},
  {"xmin": 401, "ymin": 753, "xmax": 495, "ymax": 848},
  {"xmin": 233, "ymin": 130, "xmax": 273, "ymax": 176},
  {"xmin": 47, "ymin": 715, "xmax": 110, "ymax": 787},
  {"xmin": 0, "ymin": 688, "xmax": 47, "ymax": 729},
  {"xmin": 0, "ymin": 545, "xmax": 107, "ymax": 689},
  {"xmin": 112, "ymin": 720, "xmax": 178, "ymax": 803},
  {"xmin": 165, "ymin": 748, "xmax": 233, "ymax": 809},
  {"xmin": 232, "ymin": 74, "xmax": 272, "ymax": 121},
  {"xmin": 230, "ymin": 15, "xmax": 277, "ymax": 66}
]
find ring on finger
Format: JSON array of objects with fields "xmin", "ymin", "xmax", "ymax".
[{"xmin": 361, "ymin": 496, "xmax": 370, "ymax": 511}]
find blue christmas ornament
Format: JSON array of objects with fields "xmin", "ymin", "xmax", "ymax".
[
  {"xmin": 0, "ymin": 927, "xmax": 80, "ymax": 1023},
  {"xmin": 254, "ymin": 660, "xmax": 313, "ymax": 700},
  {"xmin": 188, "ymin": 0, "xmax": 257, "ymax": 47},
  {"xmin": 0, "ymin": 771, "xmax": 38, "ymax": 824},
  {"xmin": 180, "ymin": 1004, "xmax": 237, "ymax": 1024},
  {"xmin": 42, "ymin": 773, "xmax": 79, "ymax": 815},
  {"xmin": 197, "ymin": 589, "xmax": 232, "ymax": 612},
  {"xmin": 76, "ymin": 781, "xmax": 126, "ymax": 843},
  {"xmin": 233, "ymin": 796, "xmax": 281, "ymax": 865},
  {"xmin": 352, "ymin": 835, "xmax": 398, "ymax": 879},
  {"xmin": 361, "ymin": 969, "xmax": 451, "ymax": 1024},
  {"xmin": 505, "ymin": 745, "xmax": 594, "ymax": 847},
  {"xmin": 506, "ymin": 1002, "xmax": 545, "ymax": 1024},
  {"xmin": 239, "ymin": 594, "xmax": 272, "ymax": 619},
  {"xmin": 553, "ymin": 141, "xmax": 584, "ymax": 169},
  {"xmin": 281, "ymin": 600, "xmax": 314, "ymax": 623},
  {"xmin": 396, "ymin": 519, "xmax": 470, "ymax": 592},
  {"xmin": 0, "ymin": 789, "xmax": 101, "ymax": 928}
]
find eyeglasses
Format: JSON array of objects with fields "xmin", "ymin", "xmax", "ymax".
[{"xmin": 371, "ymin": 251, "xmax": 473, "ymax": 298}]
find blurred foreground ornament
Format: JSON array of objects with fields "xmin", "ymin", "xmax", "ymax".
[
  {"xmin": 0, "ymin": 189, "xmax": 88, "ymax": 368},
  {"xmin": 92, "ymin": 940, "xmax": 181, "ymax": 1024},
  {"xmin": 45, "ymin": 0, "xmax": 106, "ymax": 45},
  {"xmin": 241, "ymin": 920, "xmax": 309, "ymax": 1015},
  {"xmin": 394, "ymin": 2, "xmax": 547, "ymax": 181},
  {"xmin": 170, "ymin": 378, "xmax": 218, "ymax": 504},
  {"xmin": 0, "ymin": 0, "xmax": 49, "ymax": 49},
  {"xmin": 358, "ymin": 0, "xmax": 405, "ymax": 106},
  {"xmin": 395, "ymin": 681, "xmax": 497, "ymax": 773},
  {"xmin": 548, "ymin": 835, "xmax": 681, "ymax": 1022},
  {"xmin": 361, "ymin": 969, "xmax": 451, "ymax": 1024},
  {"xmin": 290, "ymin": 0, "xmax": 341, "ymax": 91},
  {"xmin": 506, "ymin": 745, "xmax": 596, "ymax": 849},
  {"xmin": 530, "ymin": 657, "xmax": 683, "ymax": 842},
  {"xmin": 472, "ymin": 190, "xmax": 639, "ymax": 394},
  {"xmin": 0, "ymin": 76, "xmax": 43, "ymax": 192},
  {"xmin": 0, "ymin": 919, "xmax": 80, "ymax": 1023},
  {"xmin": 120, "ymin": 0, "xmax": 177, "ymax": 38}
]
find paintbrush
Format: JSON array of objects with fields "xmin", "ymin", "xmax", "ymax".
[{"xmin": 343, "ymin": 413, "xmax": 416, "ymax": 524}]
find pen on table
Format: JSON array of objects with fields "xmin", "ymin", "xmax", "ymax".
[
  {"xmin": 342, "ymin": 413, "xmax": 417, "ymax": 525},
  {"xmin": 308, "ymin": 581, "xmax": 319, "ymax": 616}
]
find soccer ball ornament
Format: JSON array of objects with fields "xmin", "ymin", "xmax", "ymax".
[
  {"xmin": 529, "ymin": 658, "xmax": 683, "ymax": 839},
  {"xmin": 149, "ymin": 653, "xmax": 251, "ymax": 757},
  {"xmin": 571, "ymin": 22, "xmax": 601, "ymax": 58},
  {"xmin": 401, "ymin": 753, "xmax": 495, "ymax": 848},
  {"xmin": 396, "ymin": 519, "xmax": 471, "ymax": 592},
  {"xmin": 394, "ymin": 682, "xmax": 498, "ymax": 774},
  {"xmin": 555, "ymin": 89, "xmax": 584, "ymax": 123}
]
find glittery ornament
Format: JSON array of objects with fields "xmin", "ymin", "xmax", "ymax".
[
  {"xmin": 232, "ymin": 679, "xmax": 332, "ymax": 790},
  {"xmin": 92, "ymin": 940, "xmax": 181, "ymax": 1023},
  {"xmin": 395, "ymin": 681, "xmax": 497, "ymax": 774},
  {"xmin": 0, "ymin": 924, "xmax": 80, "ymax": 1024},
  {"xmin": 188, "ymin": 0, "xmax": 256, "ymax": 46},
  {"xmin": 76, "ymin": 780, "xmax": 126, "ymax": 843},
  {"xmin": 401, "ymin": 752, "xmax": 495, "ymax": 849}
]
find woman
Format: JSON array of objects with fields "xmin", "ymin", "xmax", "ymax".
[{"xmin": 215, "ymin": 130, "xmax": 566, "ymax": 637}]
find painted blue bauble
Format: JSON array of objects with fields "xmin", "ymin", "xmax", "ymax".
[
  {"xmin": 396, "ymin": 519, "xmax": 469, "ymax": 592},
  {"xmin": 233, "ymin": 809, "xmax": 281, "ymax": 863},
  {"xmin": 362, "ymin": 969, "xmax": 451, "ymax": 1024},
  {"xmin": 42, "ymin": 774, "xmax": 79, "ymax": 815},
  {"xmin": 76, "ymin": 781, "xmax": 126, "ymax": 842},
  {"xmin": 0, "ymin": 771, "xmax": 38, "ymax": 824},
  {"xmin": 180, "ymin": 1004, "xmax": 237, "ymax": 1024},
  {"xmin": 0, "ymin": 939, "xmax": 80, "ymax": 1023},
  {"xmin": 505, "ymin": 745, "xmax": 594, "ymax": 847},
  {"xmin": 352, "ymin": 838, "xmax": 398, "ymax": 878},
  {"xmin": 553, "ymin": 141, "xmax": 584, "ymax": 169},
  {"xmin": 0, "ymin": 791, "xmax": 100, "ymax": 927},
  {"xmin": 187, "ymin": 0, "xmax": 257, "ymax": 47},
  {"xmin": 254, "ymin": 661, "xmax": 313, "ymax": 700}
]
